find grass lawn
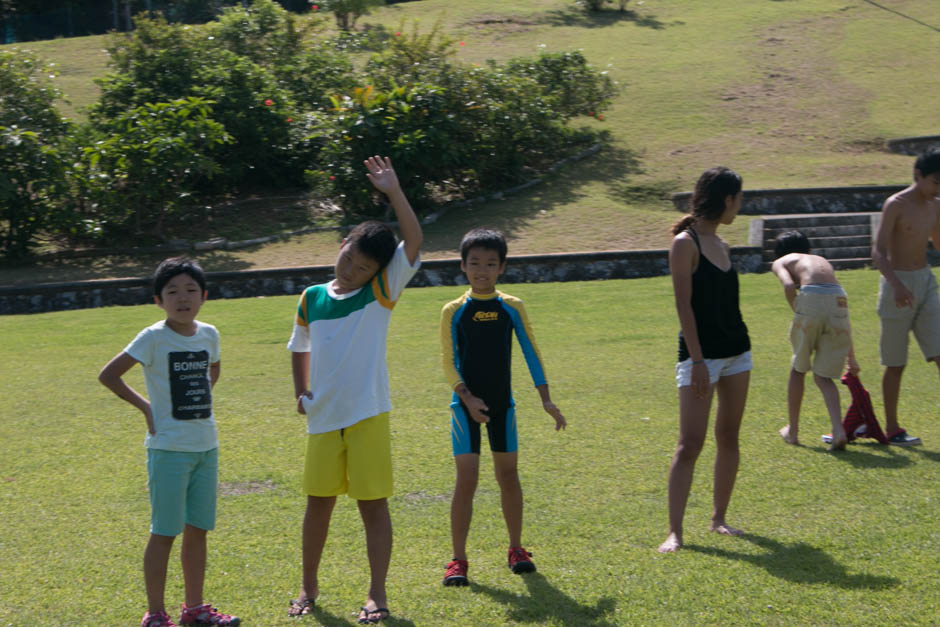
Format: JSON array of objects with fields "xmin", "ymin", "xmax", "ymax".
[
  {"xmin": 2, "ymin": 0, "xmax": 938, "ymax": 283},
  {"xmin": 2, "ymin": 269, "xmax": 939, "ymax": 625}
]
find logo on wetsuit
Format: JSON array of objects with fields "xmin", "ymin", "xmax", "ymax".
[{"xmin": 472, "ymin": 311, "xmax": 499, "ymax": 322}]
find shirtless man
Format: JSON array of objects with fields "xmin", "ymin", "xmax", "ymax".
[
  {"xmin": 771, "ymin": 231, "xmax": 859, "ymax": 451},
  {"xmin": 871, "ymin": 150, "xmax": 940, "ymax": 446}
]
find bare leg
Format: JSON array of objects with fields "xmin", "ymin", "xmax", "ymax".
[
  {"xmin": 298, "ymin": 495, "xmax": 336, "ymax": 604},
  {"xmin": 144, "ymin": 533, "xmax": 175, "ymax": 614},
  {"xmin": 492, "ymin": 451, "xmax": 523, "ymax": 548},
  {"xmin": 882, "ymin": 365, "xmax": 904, "ymax": 435},
  {"xmin": 357, "ymin": 498, "xmax": 392, "ymax": 622},
  {"xmin": 451, "ymin": 454, "xmax": 480, "ymax": 560},
  {"xmin": 711, "ymin": 370, "xmax": 748, "ymax": 537},
  {"xmin": 658, "ymin": 384, "xmax": 713, "ymax": 553},
  {"xmin": 180, "ymin": 524, "xmax": 207, "ymax": 608},
  {"xmin": 814, "ymin": 374, "xmax": 846, "ymax": 450},
  {"xmin": 780, "ymin": 368, "xmax": 804, "ymax": 445}
]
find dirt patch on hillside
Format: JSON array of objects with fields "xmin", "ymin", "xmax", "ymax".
[
  {"xmin": 462, "ymin": 14, "xmax": 536, "ymax": 37},
  {"xmin": 719, "ymin": 14, "xmax": 873, "ymax": 147}
]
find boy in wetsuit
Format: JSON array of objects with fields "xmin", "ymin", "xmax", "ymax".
[
  {"xmin": 771, "ymin": 231, "xmax": 860, "ymax": 451},
  {"xmin": 439, "ymin": 228, "xmax": 567, "ymax": 586},
  {"xmin": 871, "ymin": 149, "xmax": 940, "ymax": 446}
]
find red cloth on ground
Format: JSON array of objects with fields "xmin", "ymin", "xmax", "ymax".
[{"xmin": 840, "ymin": 372, "xmax": 889, "ymax": 444}]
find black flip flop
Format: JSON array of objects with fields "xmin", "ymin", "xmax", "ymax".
[{"xmin": 358, "ymin": 606, "xmax": 390, "ymax": 624}]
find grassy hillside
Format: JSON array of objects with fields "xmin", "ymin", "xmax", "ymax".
[{"xmin": 2, "ymin": 0, "xmax": 938, "ymax": 281}]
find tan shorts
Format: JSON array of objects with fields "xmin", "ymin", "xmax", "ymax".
[
  {"xmin": 878, "ymin": 269, "xmax": 940, "ymax": 367},
  {"xmin": 303, "ymin": 412, "xmax": 392, "ymax": 501},
  {"xmin": 790, "ymin": 288, "xmax": 851, "ymax": 379}
]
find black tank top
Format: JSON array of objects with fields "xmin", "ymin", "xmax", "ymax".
[{"xmin": 677, "ymin": 229, "xmax": 750, "ymax": 362}]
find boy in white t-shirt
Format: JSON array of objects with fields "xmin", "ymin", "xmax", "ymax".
[
  {"xmin": 286, "ymin": 156, "xmax": 422, "ymax": 624},
  {"xmin": 99, "ymin": 258, "xmax": 238, "ymax": 627}
]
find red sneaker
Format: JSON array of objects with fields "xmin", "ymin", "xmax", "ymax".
[
  {"xmin": 179, "ymin": 603, "xmax": 240, "ymax": 626},
  {"xmin": 443, "ymin": 558, "xmax": 469, "ymax": 586},
  {"xmin": 142, "ymin": 611, "xmax": 177, "ymax": 627},
  {"xmin": 507, "ymin": 546, "xmax": 536, "ymax": 574}
]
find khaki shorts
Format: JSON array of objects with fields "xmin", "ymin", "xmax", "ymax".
[
  {"xmin": 303, "ymin": 412, "xmax": 392, "ymax": 500},
  {"xmin": 790, "ymin": 288, "xmax": 852, "ymax": 379},
  {"xmin": 878, "ymin": 269, "xmax": 940, "ymax": 367}
]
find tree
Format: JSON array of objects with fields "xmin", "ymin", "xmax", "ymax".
[{"xmin": 320, "ymin": 0, "xmax": 383, "ymax": 31}]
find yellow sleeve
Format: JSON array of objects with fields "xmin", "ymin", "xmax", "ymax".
[{"xmin": 440, "ymin": 298, "xmax": 464, "ymax": 390}]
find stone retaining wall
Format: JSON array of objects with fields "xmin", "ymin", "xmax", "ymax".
[
  {"xmin": 885, "ymin": 135, "xmax": 940, "ymax": 157},
  {"xmin": 0, "ymin": 247, "xmax": 762, "ymax": 315},
  {"xmin": 672, "ymin": 185, "xmax": 903, "ymax": 215}
]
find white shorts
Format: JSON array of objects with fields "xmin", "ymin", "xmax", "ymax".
[{"xmin": 676, "ymin": 351, "xmax": 752, "ymax": 388}]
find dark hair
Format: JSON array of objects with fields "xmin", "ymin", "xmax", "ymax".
[
  {"xmin": 346, "ymin": 220, "xmax": 398, "ymax": 269},
  {"xmin": 460, "ymin": 227, "xmax": 507, "ymax": 262},
  {"xmin": 671, "ymin": 166, "xmax": 743, "ymax": 235},
  {"xmin": 914, "ymin": 150, "xmax": 940, "ymax": 179},
  {"xmin": 153, "ymin": 257, "xmax": 207, "ymax": 297},
  {"xmin": 773, "ymin": 230, "xmax": 811, "ymax": 259}
]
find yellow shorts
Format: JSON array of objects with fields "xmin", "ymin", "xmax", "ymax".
[
  {"xmin": 303, "ymin": 413, "xmax": 392, "ymax": 501},
  {"xmin": 790, "ymin": 289, "xmax": 852, "ymax": 379}
]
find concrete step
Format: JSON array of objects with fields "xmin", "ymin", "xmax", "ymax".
[
  {"xmin": 763, "ymin": 224, "xmax": 871, "ymax": 238},
  {"xmin": 763, "ymin": 245, "xmax": 872, "ymax": 261},
  {"xmin": 760, "ymin": 257, "xmax": 872, "ymax": 272},
  {"xmin": 761, "ymin": 235, "xmax": 871, "ymax": 253},
  {"xmin": 762, "ymin": 213, "xmax": 872, "ymax": 228}
]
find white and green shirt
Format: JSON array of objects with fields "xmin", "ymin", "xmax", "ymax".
[{"xmin": 287, "ymin": 242, "xmax": 420, "ymax": 434}]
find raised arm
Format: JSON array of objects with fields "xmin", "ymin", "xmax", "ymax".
[
  {"xmin": 669, "ymin": 234, "xmax": 708, "ymax": 398},
  {"xmin": 365, "ymin": 156, "xmax": 422, "ymax": 265}
]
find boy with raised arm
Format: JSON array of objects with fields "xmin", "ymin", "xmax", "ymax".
[
  {"xmin": 439, "ymin": 228, "xmax": 566, "ymax": 587},
  {"xmin": 286, "ymin": 156, "xmax": 421, "ymax": 624},
  {"xmin": 871, "ymin": 150, "xmax": 940, "ymax": 446},
  {"xmin": 771, "ymin": 231, "xmax": 859, "ymax": 451}
]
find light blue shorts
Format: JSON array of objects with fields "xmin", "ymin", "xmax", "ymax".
[
  {"xmin": 147, "ymin": 448, "xmax": 218, "ymax": 536},
  {"xmin": 675, "ymin": 351, "xmax": 753, "ymax": 388}
]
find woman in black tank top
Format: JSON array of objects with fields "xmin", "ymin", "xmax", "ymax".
[{"xmin": 658, "ymin": 167, "xmax": 751, "ymax": 554}]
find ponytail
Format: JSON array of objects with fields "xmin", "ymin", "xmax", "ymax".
[{"xmin": 671, "ymin": 214, "xmax": 696, "ymax": 235}]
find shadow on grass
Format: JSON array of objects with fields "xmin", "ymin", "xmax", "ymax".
[
  {"xmin": 420, "ymin": 143, "xmax": 647, "ymax": 256},
  {"xmin": 685, "ymin": 533, "xmax": 900, "ymax": 590},
  {"xmin": 909, "ymin": 446, "xmax": 940, "ymax": 462},
  {"xmin": 539, "ymin": 6, "xmax": 675, "ymax": 30},
  {"xmin": 306, "ymin": 605, "xmax": 416, "ymax": 627},
  {"xmin": 471, "ymin": 572, "xmax": 617, "ymax": 626},
  {"xmin": 807, "ymin": 442, "xmax": 913, "ymax": 469}
]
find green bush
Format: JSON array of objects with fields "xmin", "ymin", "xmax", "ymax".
[
  {"xmin": 0, "ymin": 51, "xmax": 71, "ymax": 261},
  {"xmin": 92, "ymin": 13, "xmax": 297, "ymax": 189},
  {"xmin": 83, "ymin": 97, "xmax": 232, "ymax": 242}
]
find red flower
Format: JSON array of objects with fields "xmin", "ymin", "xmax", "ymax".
[
  {"xmin": 459, "ymin": 41, "xmax": 465, "ymax": 46},
  {"xmin": 264, "ymin": 99, "xmax": 274, "ymax": 106},
  {"xmin": 311, "ymin": 4, "xmax": 318, "ymax": 9},
  {"xmin": 588, "ymin": 111, "xmax": 594, "ymax": 117},
  {"xmin": 329, "ymin": 175, "xmax": 336, "ymax": 181},
  {"xmin": 395, "ymin": 31, "xmax": 401, "ymax": 36},
  {"xmin": 286, "ymin": 117, "xmax": 293, "ymax": 122},
  {"xmin": 597, "ymin": 114, "xmax": 604, "ymax": 121}
]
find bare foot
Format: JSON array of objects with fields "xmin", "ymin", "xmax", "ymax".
[
  {"xmin": 710, "ymin": 522, "xmax": 743, "ymax": 536},
  {"xmin": 657, "ymin": 532, "xmax": 682, "ymax": 553},
  {"xmin": 779, "ymin": 425, "xmax": 799, "ymax": 445},
  {"xmin": 827, "ymin": 437, "xmax": 847, "ymax": 452}
]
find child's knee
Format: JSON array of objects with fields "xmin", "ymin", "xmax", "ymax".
[{"xmin": 675, "ymin": 437, "xmax": 705, "ymax": 460}]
